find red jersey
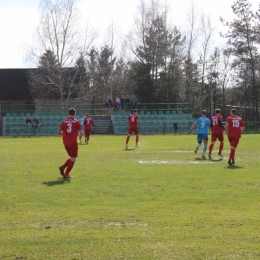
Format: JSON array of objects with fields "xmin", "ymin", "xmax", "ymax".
[
  {"xmin": 84, "ymin": 117, "xmax": 94, "ymax": 130},
  {"xmin": 60, "ymin": 117, "xmax": 82, "ymax": 146},
  {"xmin": 211, "ymin": 114, "xmax": 224, "ymax": 134},
  {"xmin": 226, "ymin": 115, "xmax": 244, "ymax": 138},
  {"xmin": 128, "ymin": 113, "xmax": 139, "ymax": 128}
]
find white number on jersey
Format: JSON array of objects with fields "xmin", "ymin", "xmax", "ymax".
[
  {"xmin": 213, "ymin": 118, "xmax": 218, "ymax": 125},
  {"xmin": 67, "ymin": 123, "xmax": 72, "ymax": 133},
  {"xmin": 232, "ymin": 119, "xmax": 240, "ymax": 127}
]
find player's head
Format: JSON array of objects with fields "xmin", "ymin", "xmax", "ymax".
[
  {"xmin": 231, "ymin": 108, "xmax": 237, "ymax": 115},
  {"xmin": 80, "ymin": 114, "xmax": 83, "ymax": 118},
  {"xmin": 68, "ymin": 108, "xmax": 76, "ymax": 116},
  {"xmin": 85, "ymin": 113, "xmax": 89, "ymax": 117},
  {"xmin": 215, "ymin": 108, "xmax": 221, "ymax": 114},
  {"xmin": 133, "ymin": 109, "xmax": 138, "ymax": 114},
  {"xmin": 201, "ymin": 110, "xmax": 207, "ymax": 116}
]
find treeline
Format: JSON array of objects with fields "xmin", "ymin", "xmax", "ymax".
[{"xmin": 27, "ymin": 0, "xmax": 260, "ymax": 121}]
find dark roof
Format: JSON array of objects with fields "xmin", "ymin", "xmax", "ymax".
[{"xmin": 0, "ymin": 69, "xmax": 33, "ymax": 100}]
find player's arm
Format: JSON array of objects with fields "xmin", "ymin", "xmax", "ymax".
[
  {"xmin": 57, "ymin": 126, "xmax": 62, "ymax": 135},
  {"xmin": 188, "ymin": 124, "xmax": 196, "ymax": 134},
  {"xmin": 218, "ymin": 120, "xmax": 225, "ymax": 131},
  {"xmin": 225, "ymin": 122, "xmax": 229, "ymax": 133}
]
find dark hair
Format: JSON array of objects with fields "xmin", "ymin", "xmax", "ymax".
[
  {"xmin": 85, "ymin": 113, "xmax": 89, "ymax": 116},
  {"xmin": 231, "ymin": 108, "xmax": 237, "ymax": 115},
  {"xmin": 201, "ymin": 110, "xmax": 207, "ymax": 115},
  {"xmin": 68, "ymin": 108, "xmax": 76, "ymax": 116},
  {"xmin": 215, "ymin": 109, "xmax": 221, "ymax": 114},
  {"xmin": 133, "ymin": 109, "xmax": 138, "ymax": 113}
]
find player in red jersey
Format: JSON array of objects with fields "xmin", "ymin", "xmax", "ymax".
[
  {"xmin": 83, "ymin": 113, "xmax": 94, "ymax": 144},
  {"xmin": 208, "ymin": 108, "xmax": 225, "ymax": 160},
  {"xmin": 125, "ymin": 109, "xmax": 140, "ymax": 149},
  {"xmin": 58, "ymin": 108, "xmax": 83, "ymax": 178},
  {"xmin": 225, "ymin": 108, "xmax": 245, "ymax": 165}
]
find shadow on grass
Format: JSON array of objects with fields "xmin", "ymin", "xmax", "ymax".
[
  {"xmin": 194, "ymin": 158, "xmax": 223, "ymax": 162},
  {"xmin": 123, "ymin": 149, "xmax": 135, "ymax": 151},
  {"xmin": 225, "ymin": 165, "xmax": 243, "ymax": 169},
  {"xmin": 42, "ymin": 178, "xmax": 71, "ymax": 186}
]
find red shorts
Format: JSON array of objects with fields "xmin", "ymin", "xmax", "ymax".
[
  {"xmin": 85, "ymin": 129, "xmax": 92, "ymax": 136},
  {"xmin": 65, "ymin": 144, "xmax": 78, "ymax": 157},
  {"xmin": 211, "ymin": 132, "xmax": 224, "ymax": 142},
  {"xmin": 228, "ymin": 137, "xmax": 239, "ymax": 148},
  {"xmin": 128, "ymin": 127, "xmax": 139, "ymax": 135}
]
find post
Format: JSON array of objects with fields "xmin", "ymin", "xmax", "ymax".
[{"xmin": 210, "ymin": 74, "xmax": 213, "ymax": 117}]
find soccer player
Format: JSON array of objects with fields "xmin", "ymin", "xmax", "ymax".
[
  {"xmin": 225, "ymin": 108, "xmax": 245, "ymax": 165},
  {"xmin": 125, "ymin": 109, "xmax": 139, "ymax": 149},
  {"xmin": 58, "ymin": 108, "xmax": 83, "ymax": 178},
  {"xmin": 188, "ymin": 110, "xmax": 211, "ymax": 159},
  {"xmin": 83, "ymin": 113, "xmax": 94, "ymax": 144},
  {"xmin": 78, "ymin": 114, "xmax": 84, "ymax": 143},
  {"xmin": 208, "ymin": 108, "xmax": 225, "ymax": 160}
]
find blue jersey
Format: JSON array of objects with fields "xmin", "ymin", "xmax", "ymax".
[
  {"xmin": 78, "ymin": 118, "xmax": 84, "ymax": 125},
  {"xmin": 194, "ymin": 116, "xmax": 210, "ymax": 134}
]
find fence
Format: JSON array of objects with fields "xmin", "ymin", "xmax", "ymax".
[{"xmin": 0, "ymin": 102, "xmax": 192, "ymax": 116}]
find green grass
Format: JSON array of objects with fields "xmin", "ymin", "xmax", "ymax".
[{"xmin": 0, "ymin": 134, "xmax": 260, "ymax": 259}]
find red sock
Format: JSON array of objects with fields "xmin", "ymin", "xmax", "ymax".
[
  {"xmin": 136, "ymin": 136, "xmax": 139, "ymax": 145},
  {"xmin": 62, "ymin": 158, "xmax": 71, "ymax": 169},
  {"xmin": 64, "ymin": 160, "xmax": 75, "ymax": 176},
  {"xmin": 126, "ymin": 136, "xmax": 130, "ymax": 144},
  {"xmin": 209, "ymin": 144, "xmax": 214, "ymax": 153},
  {"xmin": 229, "ymin": 148, "xmax": 235, "ymax": 160},
  {"xmin": 219, "ymin": 143, "xmax": 224, "ymax": 153}
]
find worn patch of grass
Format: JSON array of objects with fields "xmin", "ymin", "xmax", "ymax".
[{"xmin": 0, "ymin": 134, "xmax": 260, "ymax": 259}]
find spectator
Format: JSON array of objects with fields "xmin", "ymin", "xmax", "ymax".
[
  {"xmin": 120, "ymin": 95, "xmax": 125, "ymax": 111},
  {"xmin": 105, "ymin": 94, "xmax": 113, "ymax": 109},
  {"xmin": 125, "ymin": 95, "xmax": 131, "ymax": 109},
  {"xmin": 33, "ymin": 116, "xmax": 40, "ymax": 128},
  {"xmin": 25, "ymin": 116, "xmax": 32, "ymax": 128},
  {"xmin": 115, "ymin": 96, "xmax": 120, "ymax": 110},
  {"xmin": 131, "ymin": 95, "xmax": 137, "ymax": 109}
]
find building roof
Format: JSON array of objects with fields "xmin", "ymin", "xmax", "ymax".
[{"xmin": 0, "ymin": 69, "xmax": 33, "ymax": 100}]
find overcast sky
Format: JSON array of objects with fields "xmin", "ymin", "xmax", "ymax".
[{"xmin": 0, "ymin": 0, "xmax": 259, "ymax": 68}]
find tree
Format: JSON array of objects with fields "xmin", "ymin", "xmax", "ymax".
[
  {"xmin": 221, "ymin": 0, "xmax": 259, "ymax": 120},
  {"xmin": 28, "ymin": 0, "xmax": 95, "ymax": 105}
]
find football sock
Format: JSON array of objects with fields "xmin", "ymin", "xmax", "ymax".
[
  {"xmin": 126, "ymin": 136, "xmax": 130, "ymax": 144},
  {"xmin": 87, "ymin": 135, "xmax": 89, "ymax": 141},
  {"xmin": 209, "ymin": 144, "xmax": 214, "ymax": 153},
  {"xmin": 62, "ymin": 158, "xmax": 71, "ymax": 169},
  {"xmin": 203, "ymin": 145, "xmax": 207, "ymax": 153},
  {"xmin": 136, "ymin": 136, "xmax": 139, "ymax": 145},
  {"xmin": 230, "ymin": 148, "xmax": 235, "ymax": 160},
  {"xmin": 219, "ymin": 143, "xmax": 224, "ymax": 152},
  {"xmin": 64, "ymin": 160, "xmax": 75, "ymax": 176},
  {"xmin": 197, "ymin": 143, "xmax": 201, "ymax": 148}
]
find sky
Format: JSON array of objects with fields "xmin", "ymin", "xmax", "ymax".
[{"xmin": 0, "ymin": 0, "xmax": 259, "ymax": 69}]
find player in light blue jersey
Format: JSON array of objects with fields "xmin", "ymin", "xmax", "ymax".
[
  {"xmin": 188, "ymin": 110, "xmax": 211, "ymax": 159},
  {"xmin": 77, "ymin": 114, "xmax": 85, "ymax": 143}
]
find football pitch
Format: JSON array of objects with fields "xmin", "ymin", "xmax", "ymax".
[{"xmin": 1, "ymin": 134, "xmax": 260, "ymax": 259}]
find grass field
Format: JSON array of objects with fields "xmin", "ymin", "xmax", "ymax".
[{"xmin": 1, "ymin": 134, "xmax": 260, "ymax": 259}]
